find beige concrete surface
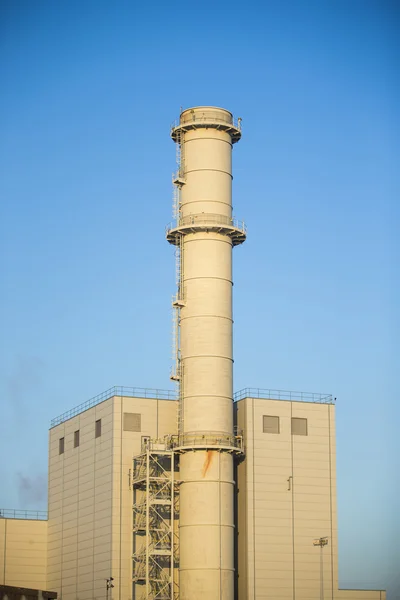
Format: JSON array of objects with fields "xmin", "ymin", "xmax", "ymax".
[
  {"xmin": 236, "ymin": 396, "xmax": 385, "ymax": 600},
  {"xmin": 0, "ymin": 519, "xmax": 47, "ymax": 589},
  {"xmin": 47, "ymin": 395, "xmax": 176, "ymax": 600}
]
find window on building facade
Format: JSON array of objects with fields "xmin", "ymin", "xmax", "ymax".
[
  {"xmin": 95, "ymin": 419, "xmax": 101, "ymax": 438},
  {"xmin": 74, "ymin": 430, "xmax": 80, "ymax": 448},
  {"xmin": 59, "ymin": 437, "xmax": 64, "ymax": 454},
  {"xmin": 263, "ymin": 415, "xmax": 280, "ymax": 434},
  {"xmin": 291, "ymin": 417, "xmax": 308, "ymax": 435},
  {"xmin": 123, "ymin": 412, "xmax": 141, "ymax": 432}
]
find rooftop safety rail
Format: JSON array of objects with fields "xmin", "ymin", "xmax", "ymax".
[
  {"xmin": 51, "ymin": 386, "xmax": 176, "ymax": 428},
  {"xmin": 166, "ymin": 213, "xmax": 246, "ymax": 234},
  {"xmin": 234, "ymin": 388, "xmax": 334, "ymax": 404},
  {"xmin": 171, "ymin": 113, "xmax": 242, "ymax": 132},
  {"xmin": 0, "ymin": 508, "xmax": 48, "ymax": 520}
]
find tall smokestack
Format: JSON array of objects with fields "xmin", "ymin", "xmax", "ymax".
[{"xmin": 167, "ymin": 107, "xmax": 245, "ymax": 599}]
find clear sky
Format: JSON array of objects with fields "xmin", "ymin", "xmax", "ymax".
[{"xmin": 0, "ymin": 0, "xmax": 398, "ymax": 596}]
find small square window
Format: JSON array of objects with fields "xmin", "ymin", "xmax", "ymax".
[
  {"xmin": 95, "ymin": 419, "xmax": 101, "ymax": 438},
  {"xmin": 263, "ymin": 415, "xmax": 280, "ymax": 434},
  {"xmin": 291, "ymin": 417, "xmax": 307, "ymax": 436},
  {"xmin": 59, "ymin": 437, "xmax": 65, "ymax": 454},
  {"xmin": 74, "ymin": 430, "xmax": 80, "ymax": 448},
  {"xmin": 124, "ymin": 412, "xmax": 141, "ymax": 432}
]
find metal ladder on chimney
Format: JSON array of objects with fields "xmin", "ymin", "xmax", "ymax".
[
  {"xmin": 171, "ymin": 129, "xmax": 186, "ymax": 437},
  {"xmin": 171, "ymin": 234, "xmax": 184, "ymax": 433},
  {"xmin": 172, "ymin": 130, "xmax": 185, "ymax": 217}
]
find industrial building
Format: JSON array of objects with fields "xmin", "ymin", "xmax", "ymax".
[{"xmin": 0, "ymin": 107, "xmax": 386, "ymax": 600}]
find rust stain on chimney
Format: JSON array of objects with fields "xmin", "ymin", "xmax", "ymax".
[{"xmin": 202, "ymin": 450, "xmax": 215, "ymax": 478}]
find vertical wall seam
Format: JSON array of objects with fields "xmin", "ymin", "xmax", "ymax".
[
  {"xmin": 46, "ymin": 429, "xmax": 51, "ymax": 589},
  {"xmin": 76, "ymin": 415, "xmax": 80, "ymax": 599},
  {"xmin": 328, "ymin": 405, "xmax": 334, "ymax": 600},
  {"xmin": 244, "ymin": 401, "xmax": 248, "ymax": 598},
  {"xmin": 219, "ymin": 452, "xmax": 222, "ymax": 599},
  {"xmin": 291, "ymin": 401, "xmax": 295, "ymax": 600},
  {"xmin": 60, "ymin": 433, "xmax": 65, "ymax": 596},
  {"xmin": 111, "ymin": 398, "xmax": 114, "ymax": 588},
  {"xmin": 252, "ymin": 398, "xmax": 256, "ymax": 600},
  {"xmin": 119, "ymin": 400, "xmax": 123, "ymax": 600},
  {"xmin": 92, "ymin": 411, "xmax": 97, "ymax": 594},
  {"xmin": 3, "ymin": 519, "xmax": 6, "ymax": 584}
]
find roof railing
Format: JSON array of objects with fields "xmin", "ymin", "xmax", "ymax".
[
  {"xmin": 51, "ymin": 386, "xmax": 176, "ymax": 428},
  {"xmin": 51, "ymin": 386, "xmax": 334, "ymax": 428},
  {"xmin": 234, "ymin": 388, "xmax": 334, "ymax": 404},
  {"xmin": 0, "ymin": 508, "xmax": 48, "ymax": 520}
]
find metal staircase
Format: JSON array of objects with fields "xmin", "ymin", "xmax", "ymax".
[{"xmin": 132, "ymin": 441, "xmax": 179, "ymax": 600}]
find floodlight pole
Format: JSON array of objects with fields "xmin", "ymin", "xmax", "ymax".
[
  {"xmin": 313, "ymin": 537, "xmax": 328, "ymax": 600},
  {"xmin": 320, "ymin": 542, "xmax": 323, "ymax": 600},
  {"xmin": 106, "ymin": 576, "xmax": 114, "ymax": 600}
]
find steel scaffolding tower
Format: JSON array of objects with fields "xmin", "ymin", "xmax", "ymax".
[{"xmin": 132, "ymin": 441, "xmax": 179, "ymax": 600}]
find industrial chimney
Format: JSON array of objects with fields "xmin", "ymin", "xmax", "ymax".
[{"xmin": 167, "ymin": 106, "xmax": 245, "ymax": 599}]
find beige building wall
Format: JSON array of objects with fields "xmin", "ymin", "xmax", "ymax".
[
  {"xmin": 48, "ymin": 394, "xmax": 176, "ymax": 600},
  {"xmin": 0, "ymin": 518, "xmax": 47, "ymax": 589},
  {"xmin": 235, "ymin": 396, "xmax": 385, "ymax": 600},
  {"xmin": 47, "ymin": 396, "xmax": 114, "ymax": 599},
  {"xmin": 111, "ymin": 396, "xmax": 177, "ymax": 600},
  {"xmin": 2, "ymin": 392, "xmax": 384, "ymax": 599}
]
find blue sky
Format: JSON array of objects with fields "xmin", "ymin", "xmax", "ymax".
[{"xmin": 0, "ymin": 0, "xmax": 398, "ymax": 596}]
